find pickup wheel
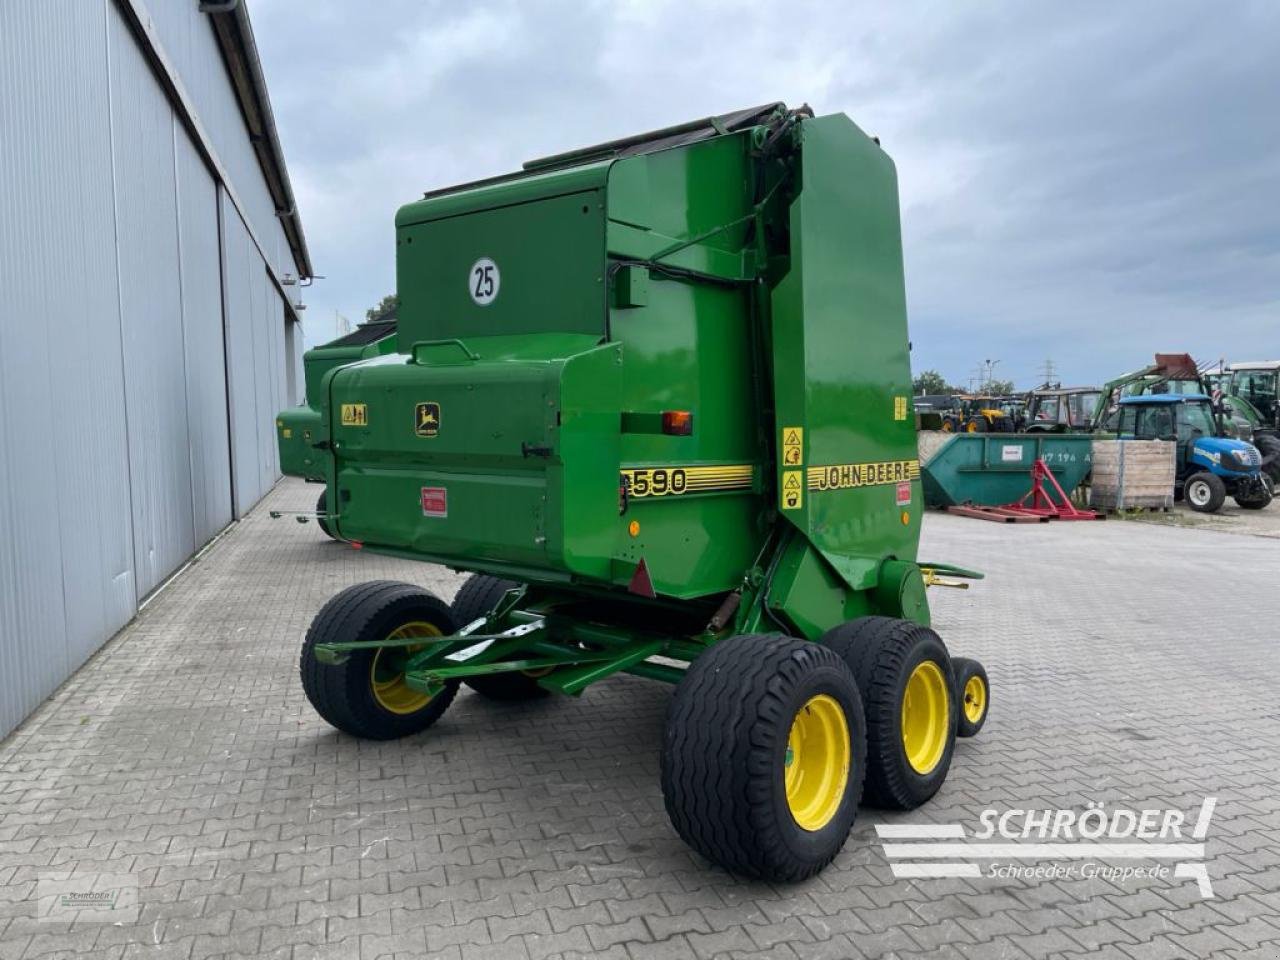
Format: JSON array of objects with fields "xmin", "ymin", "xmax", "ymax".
[
  {"xmin": 821, "ymin": 616, "xmax": 957, "ymax": 810},
  {"xmin": 1185, "ymin": 472, "xmax": 1226, "ymax": 513},
  {"xmin": 662, "ymin": 634, "xmax": 866, "ymax": 881},
  {"xmin": 315, "ymin": 490, "xmax": 336, "ymax": 539},
  {"xmin": 300, "ymin": 581, "xmax": 458, "ymax": 739},
  {"xmin": 951, "ymin": 657, "xmax": 989, "ymax": 738},
  {"xmin": 450, "ymin": 575, "xmax": 548, "ymax": 701}
]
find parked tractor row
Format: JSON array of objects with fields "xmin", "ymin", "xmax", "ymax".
[{"xmin": 911, "ymin": 354, "xmax": 1277, "ymax": 514}]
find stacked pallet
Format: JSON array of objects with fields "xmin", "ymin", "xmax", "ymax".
[{"xmin": 1090, "ymin": 440, "xmax": 1175, "ymax": 510}]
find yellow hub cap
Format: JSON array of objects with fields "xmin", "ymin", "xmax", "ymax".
[
  {"xmin": 784, "ymin": 695, "xmax": 851, "ymax": 832},
  {"xmin": 901, "ymin": 660, "xmax": 949, "ymax": 774},
  {"xmin": 963, "ymin": 674, "xmax": 987, "ymax": 724},
  {"xmin": 370, "ymin": 621, "xmax": 440, "ymax": 715}
]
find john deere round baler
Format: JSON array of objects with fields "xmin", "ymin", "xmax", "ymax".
[
  {"xmin": 276, "ymin": 319, "xmax": 399, "ymax": 536},
  {"xmin": 299, "ymin": 103, "xmax": 988, "ymax": 880}
]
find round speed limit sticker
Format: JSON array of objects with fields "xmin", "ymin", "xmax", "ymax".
[{"xmin": 469, "ymin": 257, "xmax": 499, "ymax": 306}]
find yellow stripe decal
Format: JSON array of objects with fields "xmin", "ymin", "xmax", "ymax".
[
  {"xmin": 621, "ymin": 465, "xmax": 754, "ymax": 498},
  {"xmin": 807, "ymin": 459, "xmax": 920, "ymax": 491}
]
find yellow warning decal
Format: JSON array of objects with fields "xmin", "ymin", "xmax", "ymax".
[
  {"xmin": 781, "ymin": 470, "xmax": 803, "ymax": 510},
  {"xmin": 620, "ymin": 464, "xmax": 753, "ymax": 498},
  {"xmin": 340, "ymin": 403, "xmax": 368, "ymax": 427},
  {"xmin": 894, "ymin": 396, "xmax": 909, "ymax": 421},
  {"xmin": 781, "ymin": 426, "xmax": 804, "ymax": 466},
  {"xmin": 807, "ymin": 459, "xmax": 920, "ymax": 491}
]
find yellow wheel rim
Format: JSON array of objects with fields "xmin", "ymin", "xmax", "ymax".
[
  {"xmin": 963, "ymin": 674, "xmax": 986, "ymax": 724},
  {"xmin": 370, "ymin": 621, "xmax": 440, "ymax": 715},
  {"xmin": 784, "ymin": 695, "xmax": 851, "ymax": 832},
  {"xmin": 901, "ymin": 660, "xmax": 949, "ymax": 774},
  {"xmin": 966, "ymin": 420, "xmax": 978, "ymax": 433}
]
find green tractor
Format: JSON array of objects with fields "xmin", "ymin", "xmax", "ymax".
[
  {"xmin": 296, "ymin": 104, "xmax": 989, "ymax": 880},
  {"xmin": 276, "ymin": 319, "xmax": 398, "ymax": 535},
  {"xmin": 1024, "ymin": 386, "xmax": 1100, "ymax": 433}
]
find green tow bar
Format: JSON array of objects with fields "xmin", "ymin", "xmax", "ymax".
[{"xmin": 312, "ymin": 615, "xmax": 681, "ymax": 698}]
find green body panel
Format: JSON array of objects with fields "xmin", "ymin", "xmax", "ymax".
[
  {"xmin": 276, "ymin": 323, "xmax": 398, "ymax": 480},
  {"xmin": 313, "ymin": 106, "xmax": 946, "ymax": 692},
  {"xmin": 920, "ymin": 433, "xmax": 1094, "ymax": 508},
  {"xmin": 769, "ymin": 116, "xmax": 920, "ymax": 592}
]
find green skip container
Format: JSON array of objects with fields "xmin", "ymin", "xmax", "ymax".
[{"xmin": 920, "ymin": 433, "xmax": 1094, "ymax": 508}]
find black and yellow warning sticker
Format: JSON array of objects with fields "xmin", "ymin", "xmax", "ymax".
[
  {"xmin": 620, "ymin": 464, "xmax": 753, "ymax": 498},
  {"xmin": 807, "ymin": 459, "xmax": 920, "ymax": 491},
  {"xmin": 340, "ymin": 403, "xmax": 368, "ymax": 427}
]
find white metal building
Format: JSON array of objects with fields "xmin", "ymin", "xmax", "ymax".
[{"xmin": 0, "ymin": 0, "xmax": 310, "ymax": 737}]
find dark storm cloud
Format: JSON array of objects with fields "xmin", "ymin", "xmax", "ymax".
[{"xmin": 251, "ymin": 0, "xmax": 1279, "ymax": 386}]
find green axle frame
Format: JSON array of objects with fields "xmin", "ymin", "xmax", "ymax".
[{"xmin": 313, "ymin": 553, "xmax": 980, "ymax": 697}]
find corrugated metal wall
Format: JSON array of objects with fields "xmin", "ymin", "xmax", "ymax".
[{"xmin": 0, "ymin": 0, "xmax": 305, "ymax": 736}]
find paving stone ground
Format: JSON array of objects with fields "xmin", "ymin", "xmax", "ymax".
[{"xmin": 2, "ymin": 478, "xmax": 1279, "ymax": 960}]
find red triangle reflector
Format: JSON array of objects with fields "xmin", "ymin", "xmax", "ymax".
[{"xmin": 628, "ymin": 557, "xmax": 656, "ymax": 598}]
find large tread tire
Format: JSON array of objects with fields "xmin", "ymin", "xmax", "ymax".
[
  {"xmin": 315, "ymin": 490, "xmax": 336, "ymax": 540},
  {"xmin": 661, "ymin": 634, "xmax": 867, "ymax": 881},
  {"xmin": 1254, "ymin": 434, "xmax": 1280, "ymax": 484},
  {"xmin": 300, "ymin": 580, "xmax": 458, "ymax": 739},
  {"xmin": 450, "ymin": 575, "xmax": 548, "ymax": 701},
  {"xmin": 820, "ymin": 616, "xmax": 957, "ymax": 811},
  {"xmin": 1185, "ymin": 472, "xmax": 1226, "ymax": 513},
  {"xmin": 951, "ymin": 657, "xmax": 990, "ymax": 738}
]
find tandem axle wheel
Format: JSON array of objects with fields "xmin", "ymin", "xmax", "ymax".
[{"xmin": 298, "ymin": 585, "xmax": 990, "ymax": 881}]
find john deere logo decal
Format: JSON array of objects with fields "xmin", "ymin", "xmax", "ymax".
[{"xmin": 415, "ymin": 402, "xmax": 440, "ymax": 438}]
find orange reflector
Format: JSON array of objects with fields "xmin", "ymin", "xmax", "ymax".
[
  {"xmin": 351, "ymin": 541, "xmax": 363, "ymax": 550},
  {"xmin": 900, "ymin": 512, "xmax": 910, "ymax": 526},
  {"xmin": 628, "ymin": 520, "xmax": 641, "ymax": 537},
  {"xmin": 662, "ymin": 410, "xmax": 693, "ymax": 436}
]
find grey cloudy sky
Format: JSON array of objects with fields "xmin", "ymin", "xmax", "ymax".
[{"xmin": 252, "ymin": 0, "xmax": 1278, "ymax": 389}]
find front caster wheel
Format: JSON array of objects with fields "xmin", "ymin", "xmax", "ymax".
[
  {"xmin": 315, "ymin": 489, "xmax": 337, "ymax": 540},
  {"xmin": 661, "ymin": 634, "xmax": 867, "ymax": 881},
  {"xmin": 300, "ymin": 581, "xmax": 458, "ymax": 739},
  {"xmin": 951, "ymin": 657, "xmax": 989, "ymax": 738},
  {"xmin": 821, "ymin": 616, "xmax": 957, "ymax": 810}
]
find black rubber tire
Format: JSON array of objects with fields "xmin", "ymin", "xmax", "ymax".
[
  {"xmin": 450, "ymin": 575, "xmax": 548, "ymax": 701},
  {"xmin": 1185, "ymin": 472, "xmax": 1226, "ymax": 513},
  {"xmin": 300, "ymin": 580, "xmax": 458, "ymax": 739},
  {"xmin": 1254, "ymin": 433, "xmax": 1280, "ymax": 483},
  {"xmin": 951, "ymin": 657, "xmax": 989, "ymax": 738},
  {"xmin": 820, "ymin": 616, "xmax": 957, "ymax": 810},
  {"xmin": 967, "ymin": 418, "xmax": 988, "ymax": 433},
  {"xmin": 1234, "ymin": 475, "xmax": 1274, "ymax": 510},
  {"xmin": 315, "ymin": 489, "xmax": 336, "ymax": 540},
  {"xmin": 661, "ymin": 634, "xmax": 867, "ymax": 881}
]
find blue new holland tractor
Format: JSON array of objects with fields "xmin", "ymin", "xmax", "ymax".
[{"xmin": 1115, "ymin": 394, "xmax": 1273, "ymax": 512}]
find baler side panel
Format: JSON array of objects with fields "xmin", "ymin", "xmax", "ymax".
[
  {"xmin": 395, "ymin": 189, "xmax": 607, "ymax": 348},
  {"xmin": 604, "ymin": 138, "xmax": 768, "ymax": 600},
  {"xmin": 770, "ymin": 115, "xmax": 921, "ymax": 592}
]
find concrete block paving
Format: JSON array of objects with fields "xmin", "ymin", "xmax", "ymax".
[{"xmin": 2, "ymin": 479, "xmax": 1279, "ymax": 959}]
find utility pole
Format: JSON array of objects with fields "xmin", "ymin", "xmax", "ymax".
[
  {"xmin": 1038, "ymin": 357, "xmax": 1056, "ymax": 389},
  {"xmin": 984, "ymin": 359, "xmax": 1001, "ymax": 391}
]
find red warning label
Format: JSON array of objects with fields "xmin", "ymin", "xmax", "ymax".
[
  {"xmin": 896, "ymin": 481, "xmax": 912, "ymax": 506},
  {"xmin": 420, "ymin": 486, "xmax": 447, "ymax": 518}
]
